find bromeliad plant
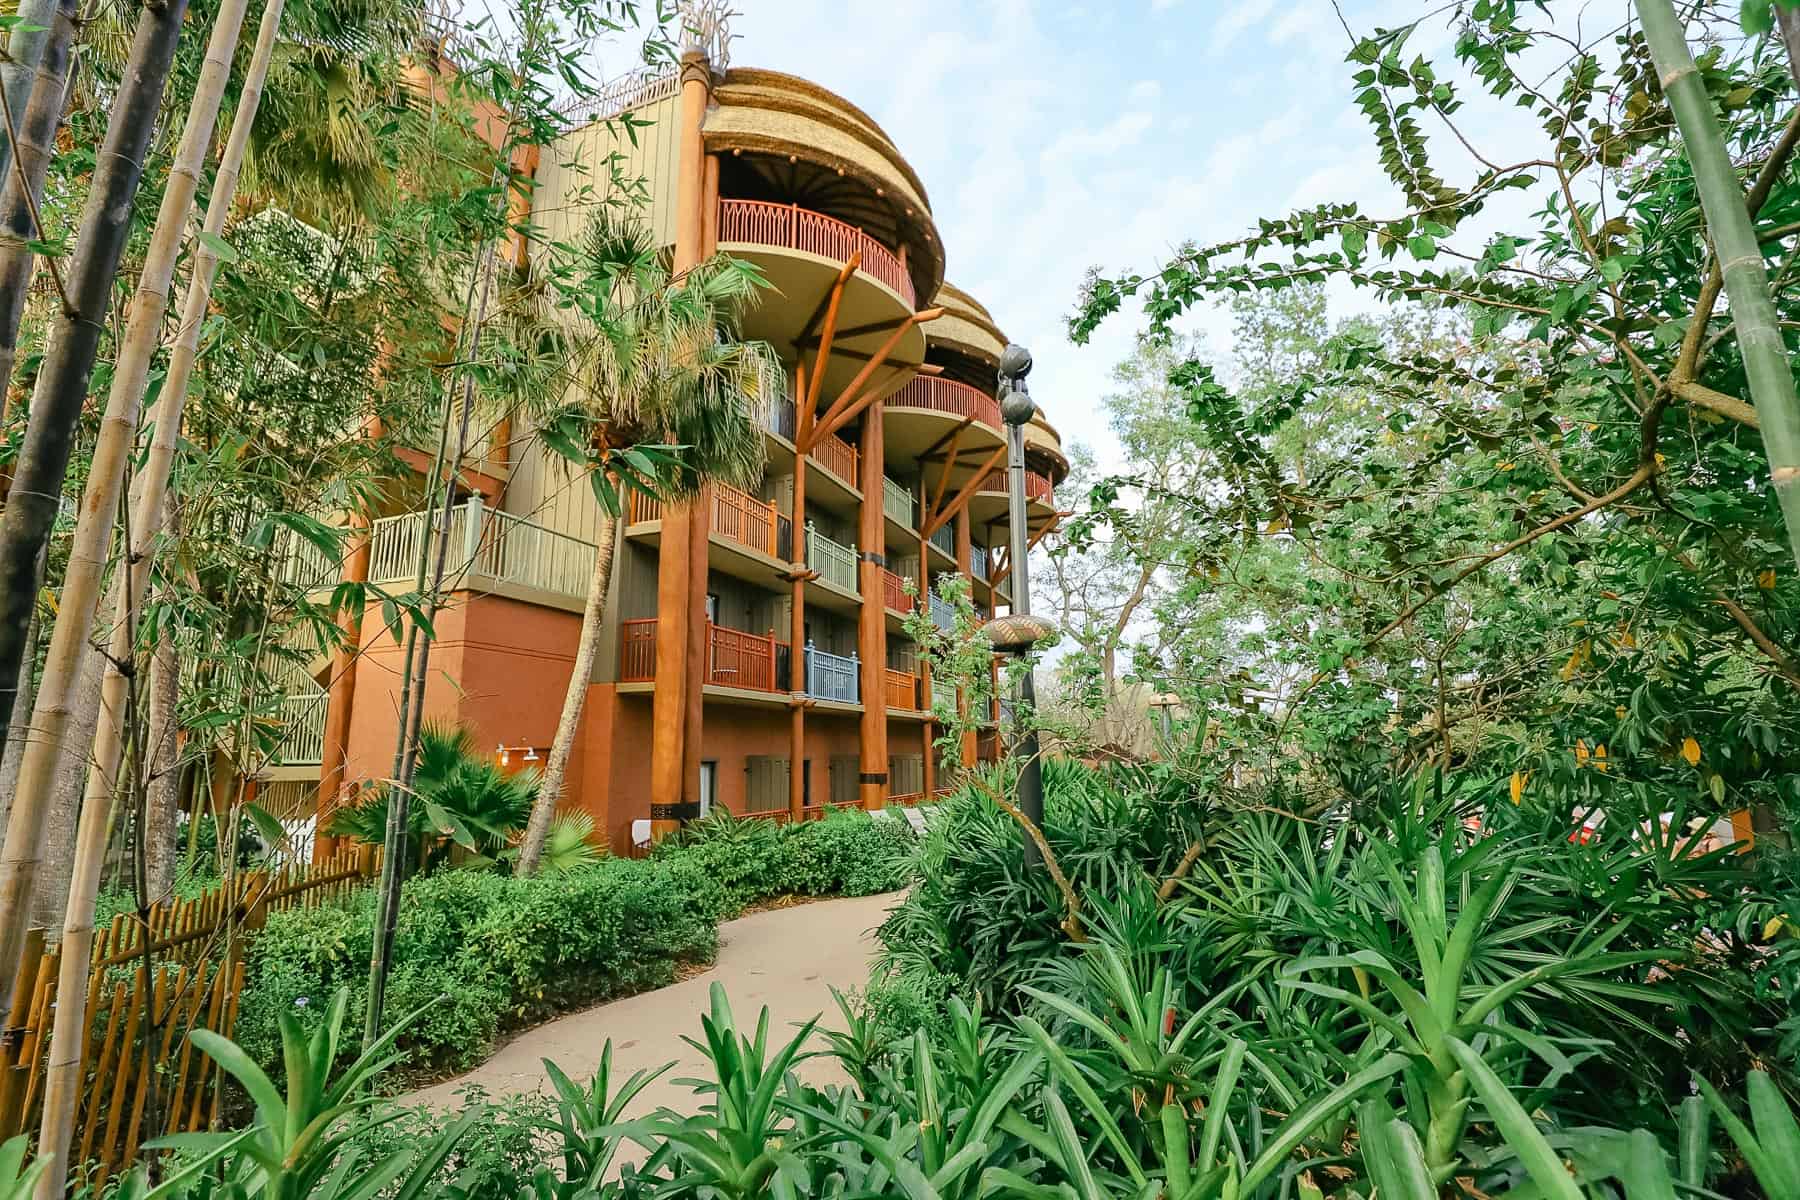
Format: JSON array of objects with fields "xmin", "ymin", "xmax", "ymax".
[{"xmin": 1280, "ymin": 840, "xmax": 1677, "ymax": 1185}]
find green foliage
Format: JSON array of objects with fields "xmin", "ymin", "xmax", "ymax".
[
  {"xmin": 328, "ymin": 723, "xmax": 538, "ymax": 870},
  {"xmin": 652, "ymin": 808, "xmax": 917, "ymax": 913}
]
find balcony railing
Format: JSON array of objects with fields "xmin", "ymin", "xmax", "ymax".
[
  {"xmin": 977, "ymin": 468, "xmax": 1054, "ymax": 505},
  {"xmin": 618, "ymin": 620, "xmax": 790, "ymax": 694},
  {"xmin": 765, "ymin": 392, "xmax": 797, "ymax": 441},
  {"xmin": 630, "ymin": 485, "xmax": 792, "ymax": 560},
  {"xmin": 883, "ymin": 476, "xmax": 915, "ymax": 528},
  {"xmin": 885, "ymin": 668, "xmax": 918, "ymax": 710},
  {"xmin": 718, "ymin": 198, "xmax": 915, "ymax": 306},
  {"xmin": 275, "ymin": 689, "xmax": 328, "ymax": 766},
  {"xmin": 277, "ymin": 529, "xmax": 339, "ymax": 592},
  {"xmin": 804, "ymin": 643, "xmax": 859, "ymax": 703},
  {"xmin": 887, "ymin": 376, "xmax": 1002, "ymax": 427},
  {"xmin": 970, "ymin": 541, "xmax": 990, "ymax": 582},
  {"xmin": 883, "ymin": 568, "xmax": 914, "ymax": 614},
  {"xmin": 811, "ymin": 430, "xmax": 859, "ymax": 486},
  {"xmin": 929, "ymin": 592, "xmax": 956, "ymax": 632},
  {"xmin": 928, "ymin": 524, "xmax": 955, "ymax": 559},
  {"xmin": 368, "ymin": 499, "xmax": 596, "ymax": 602},
  {"xmin": 930, "ymin": 677, "xmax": 956, "ymax": 714},
  {"xmin": 807, "ymin": 524, "xmax": 858, "ymax": 592}
]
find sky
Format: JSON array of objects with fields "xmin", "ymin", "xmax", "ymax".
[{"xmin": 718, "ymin": 0, "xmax": 1463, "ymax": 473}]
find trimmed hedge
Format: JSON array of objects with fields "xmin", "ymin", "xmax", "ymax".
[{"xmin": 236, "ymin": 809, "xmax": 914, "ymax": 1080}]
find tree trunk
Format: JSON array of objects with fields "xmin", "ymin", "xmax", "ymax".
[
  {"xmin": 0, "ymin": 591, "xmax": 37, "ymax": 827},
  {"xmin": 1640, "ymin": 0, "xmax": 1800, "ymax": 574},
  {"xmin": 29, "ymin": 641, "xmax": 100, "ymax": 929},
  {"xmin": 143, "ymin": 497, "xmax": 181, "ymax": 903},
  {"xmin": 0, "ymin": 0, "xmax": 193, "ymax": 982},
  {"xmin": 0, "ymin": 0, "xmax": 76, "ymax": 426},
  {"xmin": 31, "ymin": 1, "xmax": 275, "ymax": 1188},
  {"xmin": 517, "ymin": 506, "xmax": 618, "ymax": 874}
]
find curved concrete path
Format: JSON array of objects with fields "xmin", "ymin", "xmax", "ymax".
[{"xmin": 405, "ymin": 890, "xmax": 899, "ymax": 1114}]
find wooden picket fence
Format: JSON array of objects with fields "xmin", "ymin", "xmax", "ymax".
[{"xmin": 0, "ymin": 847, "xmax": 379, "ymax": 1185}]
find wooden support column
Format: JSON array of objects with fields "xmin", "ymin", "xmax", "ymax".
[
  {"xmin": 682, "ymin": 147, "xmax": 721, "ymax": 817},
  {"xmin": 650, "ymin": 49, "xmax": 712, "ymax": 837},
  {"xmin": 956, "ymin": 508, "xmax": 976, "ymax": 769},
  {"xmin": 311, "ymin": 510, "xmax": 371, "ymax": 864},
  {"xmin": 916, "ymin": 478, "xmax": 934, "ymax": 798},
  {"xmin": 857, "ymin": 407, "xmax": 888, "ymax": 809},
  {"xmin": 789, "ymin": 368, "xmax": 809, "ymax": 822}
]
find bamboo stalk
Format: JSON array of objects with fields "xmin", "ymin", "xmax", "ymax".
[
  {"xmin": 0, "ymin": 0, "xmax": 60, "ymax": 185},
  {"xmin": 1638, "ymin": 0, "xmax": 1800, "ymax": 571},
  {"xmin": 29, "ymin": 0, "xmax": 264, "ymax": 1186},
  {"xmin": 0, "ymin": 0, "xmax": 194, "ymax": 990}
]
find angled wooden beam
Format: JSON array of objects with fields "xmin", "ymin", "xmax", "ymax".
[
  {"xmin": 799, "ymin": 255, "xmax": 860, "ymax": 443},
  {"xmin": 799, "ymin": 259, "xmax": 860, "ymax": 446},
  {"xmin": 795, "ymin": 313, "xmax": 913, "ymax": 346},
  {"xmin": 926, "ymin": 429, "xmax": 965, "ymax": 529},
  {"xmin": 922, "ymin": 443, "xmax": 1007, "ymax": 541},
  {"xmin": 990, "ymin": 511, "xmax": 1068, "ymax": 588},
  {"xmin": 812, "ymin": 307, "xmax": 943, "ymax": 441},
  {"xmin": 811, "ymin": 363, "xmax": 908, "ymax": 446}
]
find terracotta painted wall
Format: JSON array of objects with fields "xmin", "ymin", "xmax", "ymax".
[{"xmin": 343, "ymin": 593, "xmax": 583, "ymax": 794}]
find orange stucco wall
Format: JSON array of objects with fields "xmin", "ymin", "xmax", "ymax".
[{"xmin": 343, "ymin": 593, "xmax": 584, "ymax": 793}]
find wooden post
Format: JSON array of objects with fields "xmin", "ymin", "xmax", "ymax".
[
  {"xmin": 649, "ymin": 50, "xmax": 712, "ymax": 839},
  {"xmin": 312, "ymin": 510, "xmax": 371, "ymax": 863},
  {"xmin": 857, "ymin": 408, "xmax": 887, "ymax": 809},
  {"xmin": 789, "ymin": 370, "xmax": 809, "ymax": 823},
  {"xmin": 956, "ymin": 508, "xmax": 976, "ymax": 769}
]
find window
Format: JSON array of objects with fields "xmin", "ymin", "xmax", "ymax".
[{"xmin": 698, "ymin": 760, "xmax": 718, "ymax": 816}]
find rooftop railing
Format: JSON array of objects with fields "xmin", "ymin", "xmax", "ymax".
[
  {"xmin": 717, "ymin": 198, "xmax": 915, "ymax": 305},
  {"xmin": 887, "ymin": 376, "xmax": 1001, "ymax": 427}
]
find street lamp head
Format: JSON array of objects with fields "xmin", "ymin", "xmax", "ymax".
[{"xmin": 999, "ymin": 343, "xmax": 1033, "ymax": 381}]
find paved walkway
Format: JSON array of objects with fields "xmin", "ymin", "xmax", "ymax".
[{"xmin": 404, "ymin": 890, "xmax": 899, "ymax": 1114}]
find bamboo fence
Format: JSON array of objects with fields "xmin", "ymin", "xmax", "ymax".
[{"xmin": 0, "ymin": 846, "xmax": 378, "ymax": 1184}]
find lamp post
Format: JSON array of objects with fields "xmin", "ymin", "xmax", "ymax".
[{"xmin": 994, "ymin": 344, "xmax": 1047, "ymax": 866}]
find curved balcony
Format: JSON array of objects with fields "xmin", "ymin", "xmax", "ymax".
[
  {"xmin": 968, "ymin": 467, "xmax": 1054, "ymax": 528},
  {"xmin": 719, "ymin": 199, "xmax": 914, "ymax": 305},
  {"xmin": 975, "ymin": 468, "xmax": 1053, "ymax": 505},
  {"xmin": 883, "ymin": 375, "xmax": 1005, "ymax": 467}
]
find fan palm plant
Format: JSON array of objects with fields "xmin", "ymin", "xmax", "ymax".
[
  {"xmin": 515, "ymin": 214, "xmax": 779, "ymax": 875},
  {"xmin": 329, "ymin": 722, "xmax": 536, "ymax": 869}
]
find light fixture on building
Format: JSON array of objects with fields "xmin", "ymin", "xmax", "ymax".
[{"xmin": 497, "ymin": 743, "xmax": 540, "ymax": 765}]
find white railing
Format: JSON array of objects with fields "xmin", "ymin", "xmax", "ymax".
[
  {"xmin": 806, "ymin": 524, "xmax": 858, "ymax": 592},
  {"xmin": 883, "ymin": 476, "xmax": 915, "ymax": 528},
  {"xmin": 276, "ymin": 690, "xmax": 328, "ymax": 766},
  {"xmin": 276, "ymin": 529, "xmax": 340, "ymax": 592},
  {"xmin": 368, "ymin": 499, "xmax": 596, "ymax": 602},
  {"xmin": 804, "ymin": 643, "xmax": 860, "ymax": 703}
]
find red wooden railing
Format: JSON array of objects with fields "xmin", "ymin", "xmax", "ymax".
[
  {"xmin": 717, "ymin": 199, "xmax": 916, "ymax": 305},
  {"xmin": 708, "ymin": 623, "xmax": 785, "ymax": 692},
  {"xmin": 883, "ymin": 568, "xmax": 914, "ymax": 613},
  {"xmin": 629, "ymin": 485, "xmax": 791, "ymax": 559},
  {"xmin": 889, "ymin": 791, "xmax": 924, "ymax": 806},
  {"xmin": 887, "ymin": 376, "xmax": 1002, "ymax": 428},
  {"xmin": 620, "ymin": 619, "xmax": 657, "ymax": 681},
  {"xmin": 885, "ymin": 668, "xmax": 918, "ymax": 710},
  {"xmin": 976, "ymin": 469, "xmax": 1054, "ymax": 504},
  {"xmin": 617, "ymin": 620, "xmax": 788, "ymax": 693},
  {"xmin": 812, "ymin": 431, "xmax": 859, "ymax": 485}
]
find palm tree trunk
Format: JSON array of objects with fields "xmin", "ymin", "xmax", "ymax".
[
  {"xmin": 1640, "ymin": 0, "xmax": 1800, "ymax": 573},
  {"xmin": 517, "ymin": 505, "xmax": 618, "ymax": 874},
  {"xmin": 32, "ymin": 3, "xmax": 278, "ymax": 1188},
  {"xmin": 0, "ymin": 0, "xmax": 209, "ymax": 1048}
]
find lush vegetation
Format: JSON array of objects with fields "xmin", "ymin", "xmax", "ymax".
[{"xmin": 235, "ymin": 808, "xmax": 917, "ymax": 1080}]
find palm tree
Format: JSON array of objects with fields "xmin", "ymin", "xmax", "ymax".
[
  {"xmin": 329, "ymin": 722, "xmax": 536, "ymax": 870},
  {"xmin": 514, "ymin": 214, "xmax": 779, "ymax": 875}
]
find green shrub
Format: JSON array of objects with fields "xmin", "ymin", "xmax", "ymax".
[{"xmin": 653, "ymin": 807, "xmax": 917, "ymax": 911}]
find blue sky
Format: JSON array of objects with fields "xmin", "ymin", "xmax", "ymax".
[{"xmin": 726, "ymin": 0, "xmax": 1445, "ymax": 471}]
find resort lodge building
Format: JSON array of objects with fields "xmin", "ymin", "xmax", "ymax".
[{"xmin": 279, "ymin": 42, "xmax": 1068, "ymax": 853}]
